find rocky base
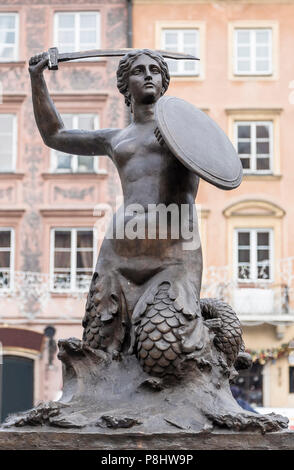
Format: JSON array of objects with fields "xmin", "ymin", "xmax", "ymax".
[{"xmin": 2, "ymin": 338, "xmax": 289, "ymax": 435}]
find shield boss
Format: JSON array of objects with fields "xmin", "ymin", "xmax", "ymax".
[{"xmin": 155, "ymin": 96, "xmax": 243, "ymax": 190}]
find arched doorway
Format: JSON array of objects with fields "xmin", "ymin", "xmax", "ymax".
[{"xmin": 1, "ymin": 355, "xmax": 34, "ymax": 422}]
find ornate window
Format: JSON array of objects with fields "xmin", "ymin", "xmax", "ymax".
[
  {"xmin": 53, "ymin": 12, "xmax": 100, "ymax": 56},
  {"xmin": 50, "ymin": 228, "xmax": 96, "ymax": 292},
  {"xmin": 0, "ymin": 228, "xmax": 14, "ymax": 290},
  {"xmin": 234, "ymin": 121, "xmax": 273, "ymax": 173},
  {"xmin": 0, "ymin": 114, "xmax": 17, "ymax": 172},
  {"xmin": 51, "ymin": 113, "xmax": 99, "ymax": 173},
  {"xmin": 0, "ymin": 13, "xmax": 19, "ymax": 61},
  {"xmin": 234, "ymin": 28, "xmax": 272, "ymax": 75}
]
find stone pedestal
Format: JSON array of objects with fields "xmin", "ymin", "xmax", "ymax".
[{"xmin": 0, "ymin": 428, "xmax": 293, "ymax": 450}]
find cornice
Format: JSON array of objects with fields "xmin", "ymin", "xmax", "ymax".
[
  {"xmin": 225, "ymin": 108, "xmax": 283, "ymax": 115},
  {"xmin": 0, "ymin": 208, "xmax": 26, "ymax": 217},
  {"xmin": 0, "ymin": 173, "xmax": 25, "ymax": 180},
  {"xmin": 50, "ymin": 93, "xmax": 108, "ymax": 103},
  {"xmin": 1, "ymin": 95, "xmax": 26, "ymax": 104},
  {"xmin": 40, "ymin": 207, "xmax": 105, "ymax": 218},
  {"xmin": 41, "ymin": 171, "xmax": 107, "ymax": 180},
  {"xmin": 223, "ymin": 199, "xmax": 285, "ymax": 218}
]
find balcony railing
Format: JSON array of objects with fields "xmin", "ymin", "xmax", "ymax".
[
  {"xmin": 201, "ymin": 257, "xmax": 294, "ymax": 322},
  {"xmin": 0, "ymin": 271, "xmax": 91, "ymax": 317},
  {"xmin": 0, "ymin": 258, "xmax": 294, "ymax": 322}
]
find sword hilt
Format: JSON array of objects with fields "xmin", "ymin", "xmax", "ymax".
[{"xmin": 48, "ymin": 47, "xmax": 59, "ymax": 70}]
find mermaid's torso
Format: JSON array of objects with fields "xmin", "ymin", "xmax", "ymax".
[{"xmin": 83, "ymin": 120, "xmax": 203, "ymax": 354}]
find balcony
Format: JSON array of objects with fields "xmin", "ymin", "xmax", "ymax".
[
  {"xmin": 201, "ymin": 257, "xmax": 294, "ymax": 325},
  {"xmin": 0, "ymin": 258, "xmax": 294, "ymax": 325},
  {"xmin": 0, "ymin": 271, "xmax": 91, "ymax": 321}
]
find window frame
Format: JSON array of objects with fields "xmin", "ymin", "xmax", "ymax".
[
  {"xmin": 0, "ymin": 12, "xmax": 19, "ymax": 62},
  {"xmin": 0, "ymin": 227, "xmax": 15, "ymax": 292},
  {"xmin": 50, "ymin": 227, "xmax": 96, "ymax": 293},
  {"xmin": 228, "ymin": 20, "xmax": 279, "ymax": 81},
  {"xmin": 161, "ymin": 28, "xmax": 200, "ymax": 77},
  {"xmin": 234, "ymin": 227, "xmax": 274, "ymax": 283},
  {"xmin": 0, "ymin": 113, "xmax": 17, "ymax": 173},
  {"xmin": 234, "ymin": 28, "xmax": 273, "ymax": 76},
  {"xmin": 155, "ymin": 20, "xmax": 205, "ymax": 81},
  {"xmin": 234, "ymin": 120, "xmax": 273, "ymax": 174},
  {"xmin": 50, "ymin": 113, "xmax": 100, "ymax": 173},
  {"xmin": 53, "ymin": 11, "xmax": 100, "ymax": 59}
]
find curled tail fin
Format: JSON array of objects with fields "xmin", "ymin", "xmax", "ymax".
[{"xmin": 200, "ymin": 298, "xmax": 252, "ymax": 369}]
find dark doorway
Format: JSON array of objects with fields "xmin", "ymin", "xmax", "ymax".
[
  {"xmin": 233, "ymin": 362, "xmax": 263, "ymax": 407},
  {"xmin": 0, "ymin": 355, "xmax": 34, "ymax": 423}
]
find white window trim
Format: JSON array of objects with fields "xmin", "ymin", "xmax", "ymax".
[
  {"xmin": 234, "ymin": 120, "xmax": 273, "ymax": 174},
  {"xmin": 234, "ymin": 28, "xmax": 273, "ymax": 76},
  {"xmin": 228, "ymin": 20, "xmax": 279, "ymax": 81},
  {"xmin": 0, "ymin": 227, "xmax": 15, "ymax": 291},
  {"xmin": 50, "ymin": 113, "xmax": 99, "ymax": 173},
  {"xmin": 50, "ymin": 227, "xmax": 97, "ymax": 293},
  {"xmin": 155, "ymin": 20, "xmax": 205, "ymax": 81},
  {"xmin": 234, "ymin": 228, "xmax": 274, "ymax": 283},
  {"xmin": 0, "ymin": 12, "xmax": 19, "ymax": 62},
  {"xmin": 53, "ymin": 11, "xmax": 100, "ymax": 60},
  {"xmin": 161, "ymin": 28, "xmax": 200, "ymax": 77},
  {"xmin": 0, "ymin": 114, "xmax": 17, "ymax": 172}
]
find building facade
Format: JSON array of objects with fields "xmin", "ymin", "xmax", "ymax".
[
  {"xmin": 132, "ymin": 0, "xmax": 294, "ymax": 410},
  {"xmin": 0, "ymin": 0, "xmax": 128, "ymax": 422}
]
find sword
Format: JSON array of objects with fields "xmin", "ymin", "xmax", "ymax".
[{"xmin": 46, "ymin": 47, "xmax": 199, "ymax": 70}]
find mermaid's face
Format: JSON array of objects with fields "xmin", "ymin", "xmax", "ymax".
[{"xmin": 127, "ymin": 54, "xmax": 163, "ymax": 106}]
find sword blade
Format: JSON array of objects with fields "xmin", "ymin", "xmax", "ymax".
[{"xmin": 57, "ymin": 48, "xmax": 199, "ymax": 62}]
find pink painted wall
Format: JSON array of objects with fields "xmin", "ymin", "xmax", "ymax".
[{"xmin": 0, "ymin": 0, "xmax": 127, "ymax": 403}]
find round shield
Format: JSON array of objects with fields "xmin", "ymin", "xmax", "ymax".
[{"xmin": 155, "ymin": 96, "xmax": 243, "ymax": 190}]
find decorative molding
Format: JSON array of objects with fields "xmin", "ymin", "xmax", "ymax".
[
  {"xmin": 0, "ymin": 94, "xmax": 26, "ymax": 104},
  {"xmin": 223, "ymin": 199, "xmax": 285, "ymax": 218},
  {"xmin": 0, "ymin": 208, "xmax": 25, "ymax": 217},
  {"xmin": 0, "ymin": 172, "xmax": 25, "ymax": 180},
  {"xmin": 0, "ymin": 61, "xmax": 26, "ymax": 67},
  {"xmin": 226, "ymin": 108, "xmax": 283, "ymax": 115},
  {"xmin": 243, "ymin": 174, "xmax": 282, "ymax": 181},
  {"xmin": 50, "ymin": 93, "xmax": 108, "ymax": 103},
  {"xmin": 40, "ymin": 207, "xmax": 104, "ymax": 218},
  {"xmin": 41, "ymin": 171, "xmax": 107, "ymax": 180},
  {"xmin": 57, "ymin": 60, "xmax": 108, "ymax": 68}
]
